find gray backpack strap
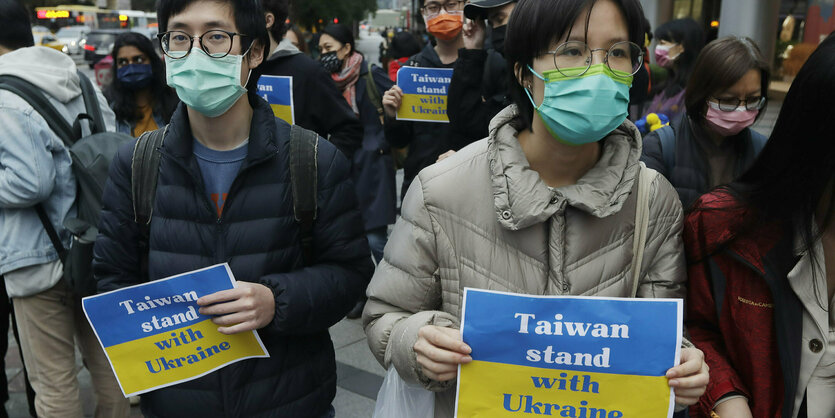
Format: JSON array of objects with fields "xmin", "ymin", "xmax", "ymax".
[
  {"xmin": 132, "ymin": 126, "xmax": 167, "ymax": 226},
  {"xmin": 289, "ymin": 125, "xmax": 319, "ymax": 266},
  {"xmin": 656, "ymin": 125, "xmax": 676, "ymax": 174},
  {"xmin": 76, "ymin": 70, "xmax": 105, "ymax": 135}
]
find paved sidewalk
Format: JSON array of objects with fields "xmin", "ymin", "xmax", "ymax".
[{"xmin": 2, "ymin": 317, "xmax": 381, "ymax": 417}]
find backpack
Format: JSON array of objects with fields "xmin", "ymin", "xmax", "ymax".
[
  {"xmin": 131, "ymin": 123, "xmax": 320, "ymax": 269},
  {"xmin": 365, "ymin": 61, "xmax": 385, "ymax": 123},
  {"xmin": 0, "ymin": 72, "xmax": 133, "ymax": 297}
]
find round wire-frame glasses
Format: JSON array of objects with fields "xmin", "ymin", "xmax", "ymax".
[{"xmin": 547, "ymin": 41, "xmax": 645, "ymax": 79}]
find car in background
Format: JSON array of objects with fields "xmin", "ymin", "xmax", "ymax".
[
  {"xmin": 32, "ymin": 31, "xmax": 68, "ymax": 54},
  {"xmin": 82, "ymin": 29, "xmax": 126, "ymax": 68},
  {"xmin": 55, "ymin": 25, "xmax": 90, "ymax": 56}
]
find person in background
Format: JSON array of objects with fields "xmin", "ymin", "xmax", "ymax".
[
  {"xmin": 386, "ymin": 31, "xmax": 422, "ymax": 82},
  {"xmin": 381, "ymin": 0, "xmax": 466, "ymax": 201},
  {"xmin": 284, "ymin": 24, "xmax": 308, "ymax": 55},
  {"xmin": 0, "ymin": 1, "xmax": 126, "ymax": 416},
  {"xmin": 255, "ymin": 0, "xmax": 363, "ymax": 159},
  {"xmin": 364, "ymin": 0, "xmax": 708, "ymax": 416},
  {"xmin": 440, "ymin": 0, "xmax": 515, "ymax": 159},
  {"xmin": 107, "ymin": 32, "xmax": 178, "ymax": 137},
  {"xmin": 318, "ymin": 23, "xmax": 397, "ymax": 319},
  {"xmin": 684, "ymin": 35, "xmax": 835, "ymax": 418},
  {"xmin": 642, "ymin": 18, "xmax": 704, "ymax": 122},
  {"xmin": 641, "ymin": 36, "xmax": 769, "ymax": 209}
]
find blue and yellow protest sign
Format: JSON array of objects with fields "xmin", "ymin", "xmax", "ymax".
[
  {"xmin": 396, "ymin": 66, "xmax": 453, "ymax": 123},
  {"xmin": 455, "ymin": 289, "xmax": 682, "ymax": 417},
  {"xmin": 82, "ymin": 264, "xmax": 269, "ymax": 397},
  {"xmin": 257, "ymin": 75, "xmax": 295, "ymax": 124}
]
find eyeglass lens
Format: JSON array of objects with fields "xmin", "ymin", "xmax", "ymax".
[
  {"xmin": 423, "ymin": 0, "xmax": 464, "ymax": 16},
  {"xmin": 161, "ymin": 30, "xmax": 234, "ymax": 58},
  {"xmin": 552, "ymin": 41, "xmax": 643, "ymax": 78}
]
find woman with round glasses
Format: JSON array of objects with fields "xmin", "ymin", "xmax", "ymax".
[
  {"xmin": 641, "ymin": 36, "xmax": 770, "ymax": 209},
  {"xmin": 363, "ymin": 0, "xmax": 708, "ymax": 416}
]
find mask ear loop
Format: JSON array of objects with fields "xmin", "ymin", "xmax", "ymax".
[{"xmin": 524, "ymin": 65, "xmax": 547, "ymax": 109}]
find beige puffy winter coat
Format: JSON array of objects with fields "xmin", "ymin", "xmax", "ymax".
[{"xmin": 363, "ymin": 106, "xmax": 686, "ymax": 417}]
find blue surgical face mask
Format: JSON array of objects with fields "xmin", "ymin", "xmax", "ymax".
[
  {"xmin": 117, "ymin": 63, "xmax": 153, "ymax": 90},
  {"xmin": 525, "ymin": 64, "xmax": 632, "ymax": 145},
  {"xmin": 165, "ymin": 48, "xmax": 251, "ymax": 118}
]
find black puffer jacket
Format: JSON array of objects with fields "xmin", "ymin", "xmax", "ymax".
[
  {"xmin": 641, "ymin": 115, "xmax": 766, "ymax": 209},
  {"xmin": 93, "ymin": 94, "xmax": 373, "ymax": 417}
]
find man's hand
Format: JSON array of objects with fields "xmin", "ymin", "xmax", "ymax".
[
  {"xmin": 462, "ymin": 18, "xmax": 486, "ymax": 50},
  {"xmin": 413, "ymin": 325, "xmax": 472, "ymax": 381},
  {"xmin": 197, "ymin": 282, "xmax": 276, "ymax": 335},
  {"xmin": 383, "ymin": 85, "xmax": 404, "ymax": 118},
  {"xmin": 666, "ymin": 347, "xmax": 710, "ymax": 405}
]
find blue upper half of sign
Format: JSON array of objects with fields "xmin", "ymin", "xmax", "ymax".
[
  {"xmin": 396, "ymin": 67, "xmax": 453, "ymax": 95},
  {"xmin": 461, "ymin": 289, "xmax": 681, "ymax": 377},
  {"xmin": 257, "ymin": 75, "xmax": 293, "ymax": 106},
  {"xmin": 83, "ymin": 265, "xmax": 236, "ymax": 347}
]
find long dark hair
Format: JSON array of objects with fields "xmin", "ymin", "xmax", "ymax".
[
  {"xmin": 717, "ymin": 36, "xmax": 835, "ymax": 264},
  {"xmin": 504, "ymin": 0, "xmax": 646, "ymax": 131},
  {"xmin": 107, "ymin": 32, "xmax": 178, "ymax": 124},
  {"xmin": 654, "ymin": 18, "xmax": 704, "ymax": 97}
]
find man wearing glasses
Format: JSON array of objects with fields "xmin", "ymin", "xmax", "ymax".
[
  {"xmin": 93, "ymin": 0, "xmax": 372, "ymax": 415},
  {"xmin": 381, "ymin": 0, "xmax": 466, "ymax": 201}
]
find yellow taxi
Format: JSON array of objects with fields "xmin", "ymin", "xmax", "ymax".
[{"xmin": 32, "ymin": 31, "xmax": 69, "ymax": 54}]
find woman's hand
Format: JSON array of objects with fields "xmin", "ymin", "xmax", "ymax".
[
  {"xmin": 197, "ymin": 282, "xmax": 276, "ymax": 335},
  {"xmin": 413, "ymin": 325, "xmax": 472, "ymax": 381},
  {"xmin": 713, "ymin": 397, "xmax": 753, "ymax": 418},
  {"xmin": 666, "ymin": 347, "xmax": 709, "ymax": 405},
  {"xmin": 382, "ymin": 85, "xmax": 404, "ymax": 118}
]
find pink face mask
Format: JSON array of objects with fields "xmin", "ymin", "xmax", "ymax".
[
  {"xmin": 654, "ymin": 45, "xmax": 677, "ymax": 68},
  {"xmin": 704, "ymin": 101, "xmax": 759, "ymax": 137}
]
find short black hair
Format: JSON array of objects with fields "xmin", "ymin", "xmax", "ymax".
[
  {"xmin": 0, "ymin": 0, "xmax": 34, "ymax": 51},
  {"xmin": 262, "ymin": 0, "xmax": 289, "ymax": 40},
  {"xmin": 504, "ymin": 0, "xmax": 646, "ymax": 131},
  {"xmin": 685, "ymin": 36, "xmax": 770, "ymax": 126},
  {"xmin": 157, "ymin": 0, "xmax": 269, "ymax": 61}
]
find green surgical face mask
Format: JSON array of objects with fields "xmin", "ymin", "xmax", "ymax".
[{"xmin": 165, "ymin": 48, "xmax": 250, "ymax": 118}]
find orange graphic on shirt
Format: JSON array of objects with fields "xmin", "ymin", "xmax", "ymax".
[{"xmin": 210, "ymin": 193, "xmax": 228, "ymax": 217}]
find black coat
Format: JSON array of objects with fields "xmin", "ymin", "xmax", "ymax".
[
  {"xmin": 93, "ymin": 94, "xmax": 373, "ymax": 417},
  {"xmin": 352, "ymin": 60, "xmax": 397, "ymax": 231},
  {"xmin": 383, "ymin": 43, "xmax": 456, "ymax": 200},
  {"xmin": 641, "ymin": 115, "xmax": 766, "ymax": 209},
  {"xmin": 254, "ymin": 49, "xmax": 363, "ymax": 159},
  {"xmin": 446, "ymin": 47, "xmax": 509, "ymax": 151}
]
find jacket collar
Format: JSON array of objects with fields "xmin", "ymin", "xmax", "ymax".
[
  {"xmin": 163, "ymin": 92, "xmax": 280, "ymax": 166},
  {"xmin": 488, "ymin": 105, "xmax": 643, "ymax": 230}
]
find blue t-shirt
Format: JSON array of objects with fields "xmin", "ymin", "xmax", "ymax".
[{"xmin": 193, "ymin": 139, "xmax": 248, "ymax": 218}]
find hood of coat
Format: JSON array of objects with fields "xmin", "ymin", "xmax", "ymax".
[
  {"xmin": 488, "ymin": 105, "xmax": 643, "ymax": 230},
  {"xmin": 0, "ymin": 46, "xmax": 82, "ymax": 104},
  {"xmin": 267, "ymin": 38, "xmax": 302, "ymax": 61}
]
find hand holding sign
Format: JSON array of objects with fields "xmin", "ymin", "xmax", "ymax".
[
  {"xmin": 197, "ymin": 281, "xmax": 275, "ymax": 335},
  {"xmin": 382, "ymin": 85, "xmax": 403, "ymax": 119},
  {"xmin": 415, "ymin": 325, "xmax": 473, "ymax": 381},
  {"xmin": 665, "ymin": 347, "xmax": 708, "ymax": 405}
]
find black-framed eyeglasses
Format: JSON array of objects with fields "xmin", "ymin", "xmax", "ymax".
[
  {"xmin": 711, "ymin": 96, "xmax": 767, "ymax": 112},
  {"xmin": 547, "ymin": 41, "xmax": 644, "ymax": 79},
  {"xmin": 158, "ymin": 30, "xmax": 250, "ymax": 59},
  {"xmin": 420, "ymin": 0, "xmax": 465, "ymax": 17}
]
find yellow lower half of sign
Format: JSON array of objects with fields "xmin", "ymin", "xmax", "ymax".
[
  {"xmin": 397, "ymin": 94, "xmax": 449, "ymax": 122},
  {"xmin": 270, "ymin": 104, "xmax": 294, "ymax": 125},
  {"xmin": 457, "ymin": 360, "xmax": 671, "ymax": 417},
  {"xmin": 105, "ymin": 319, "xmax": 266, "ymax": 396}
]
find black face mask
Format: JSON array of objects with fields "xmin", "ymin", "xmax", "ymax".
[
  {"xmin": 491, "ymin": 25, "xmax": 507, "ymax": 55},
  {"xmin": 319, "ymin": 51, "xmax": 342, "ymax": 74}
]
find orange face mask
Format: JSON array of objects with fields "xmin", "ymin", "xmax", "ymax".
[{"xmin": 426, "ymin": 13, "xmax": 463, "ymax": 41}]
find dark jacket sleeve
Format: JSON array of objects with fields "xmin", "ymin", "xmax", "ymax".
[
  {"xmin": 310, "ymin": 65, "xmax": 363, "ymax": 159},
  {"xmin": 446, "ymin": 48, "xmax": 493, "ymax": 150},
  {"xmin": 383, "ymin": 115, "xmax": 413, "ymax": 149},
  {"xmin": 640, "ymin": 129, "xmax": 668, "ymax": 178},
  {"xmin": 257, "ymin": 139, "xmax": 374, "ymax": 335},
  {"xmin": 93, "ymin": 139, "xmax": 144, "ymax": 292}
]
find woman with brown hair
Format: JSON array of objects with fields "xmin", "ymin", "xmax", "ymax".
[{"xmin": 640, "ymin": 36, "xmax": 770, "ymax": 209}]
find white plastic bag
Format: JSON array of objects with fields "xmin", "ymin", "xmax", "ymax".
[{"xmin": 373, "ymin": 365, "xmax": 435, "ymax": 418}]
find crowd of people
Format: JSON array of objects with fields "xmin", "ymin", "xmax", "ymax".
[{"xmin": 0, "ymin": 0, "xmax": 833, "ymax": 416}]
